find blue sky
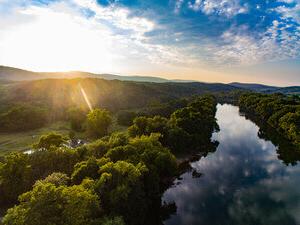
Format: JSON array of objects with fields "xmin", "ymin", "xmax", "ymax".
[{"xmin": 0, "ymin": 0, "xmax": 299, "ymax": 85}]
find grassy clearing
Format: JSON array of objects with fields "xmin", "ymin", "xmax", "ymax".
[
  {"xmin": 0, "ymin": 122, "xmax": 71, "ymax": 156},
  {"xmin": 0, "ymin": 116, "xmax": 128, "ymax": 156}
]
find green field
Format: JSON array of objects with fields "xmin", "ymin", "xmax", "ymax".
[
  {"xmin": 0, "ymin": 116, "xmax": 127, "ymax": 156},
  {"xmin": 0, "ymin": 122, "xmax": 71, "ymax": 156}
]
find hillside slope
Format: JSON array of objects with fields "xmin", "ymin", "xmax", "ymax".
[
  {"xmin": 0, "ymin": 66, "xmax": 174, "ymax": 83},
  {"xmin": 0, "ymin": 78, "xmax": 239, "ymax": 113},
  {"xmin": 229, "ymin": 82, "xmax": 279, "ymax": 92}
]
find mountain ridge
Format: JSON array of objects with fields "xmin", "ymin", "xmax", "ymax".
[
  {"xmin": 0, "ymin": 66, "xmax": 299, "ymax": 95},
  {"xmin": 229, "ymin": 82, "xmax": 300, "ymax": 95},
  {"xmin": 0, "ymin": 65, "xmax": 189, "ymax": 83}
]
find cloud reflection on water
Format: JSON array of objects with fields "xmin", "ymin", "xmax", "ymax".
[{"xmin": 163, "ymin": 104, "xmax": 300, "ymax": 225}]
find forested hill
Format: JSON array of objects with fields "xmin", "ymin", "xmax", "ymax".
[
  {"xmin": 230, "ymin": 82, "xmax": 300, "ymax": 95},
  {"xmin": 0, "ymin": 78, "xmax": 239, "ymax": 113},
  {"xmin": 229, "ymin": 82, "xmax": 279, "ymax": 92}
]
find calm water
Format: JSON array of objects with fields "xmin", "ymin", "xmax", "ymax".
[{"xmin": 163, "ymin": 104, "xmax": 300, "ymax": 225}]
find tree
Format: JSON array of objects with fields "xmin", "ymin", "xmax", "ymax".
[
  {"xmin": 0, "ymin": 104, "xmax": 48, "ymax": 132},
  {"xmin": 128, "ymin": 116, "xmax": 148, "ymax": 137},
  {"xmin": 71, "ymin": 157, "xmax": 100, "ymax": 184},
  {"xmin": 87, "ymin": 109, "xmax": 112, "ymax": 138},
  {"xmin": 95, "ymin": 161, "xmax": 148, "ymax": 225},
  {"xmin": 239, "ymin": 93, "xmax": 300, "ymax": 147},
  {"xmin": 67, "ymin": 107, "xmax": 87, "ymax": 131},
  {"xmin": 0, "ymin": 153, "xmax": 32, "ymax": 204},
  {"xmin": 39, "ymin": 172, "xmax": 70, "ymax": 187},
  {"xmin": 168, "ymin": 95, "xmax": 218, "ymax": 150},
  {"xmin": 128, "ymin": 116, "xmax": 168, "ymax": 137},
  {"xmin": 2, "ymin": 182, "xmax": 101, "ymax": 225},
  {"xmin": 34, "ymin": 132, "xmax": 66, "ymax": 150},
  {"xmin": 29, "ymin": 147, "xmax": 81, "ymax": 179},
  {"xmin": 279, "ymin": 112, "xmax": 300, "ymax": 146},
  {"xmin": 0, "ymin": 148, "xmax": 81, "ymax": 204}
]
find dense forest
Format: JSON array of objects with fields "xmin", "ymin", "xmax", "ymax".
[
  {"xmin": 239, "ymin": 93, "xmax": 300, "ymax": 148},
  {"xmin": 0, "ymin": 95, "xmax": 219, "ymax": 225},
  {"xmin": 0, "ymin": 78, "xmax": 237, "ymax": 133}
]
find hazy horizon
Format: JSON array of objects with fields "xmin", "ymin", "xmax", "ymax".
[
  {"xmin": 1, "ymin": 64, "xmax": 298, "ymax": 87},
  {"xmin": 0, "ymin": 0, "xmax": 299, "ymax": 86}
]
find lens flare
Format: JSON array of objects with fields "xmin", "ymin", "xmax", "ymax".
[{"xmin": 79, "ymin": 83, "xmax": 93, "ymax": 111}]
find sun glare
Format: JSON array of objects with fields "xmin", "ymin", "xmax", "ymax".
[{"xmin": 0, "ymin": 4, "xmax": 114, "ymax": 73}]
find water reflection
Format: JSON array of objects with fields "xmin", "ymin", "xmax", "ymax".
[{"xmin": 163, "ymin": 104, "xmax": 300, "ymax": 225}]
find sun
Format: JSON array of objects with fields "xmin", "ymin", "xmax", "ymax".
[{"xmin": 0, "ymin": 4, "xmax": 114, "ymax": 73}]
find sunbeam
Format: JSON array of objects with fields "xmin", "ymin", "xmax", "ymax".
[{"xmin": 79, "ymin": 83, "xmax": 93, "ymax": 111}]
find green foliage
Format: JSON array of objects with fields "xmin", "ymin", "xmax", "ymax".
[
  {"xmin": 214, "ymin": 90, "xmax": 245, "ymax": 104},
  {"xmin": 33, "ymin": 132, "xmax": 66, "ymax": 149},
  {"xmin": 29, "ymin": 147, "xmax": 81, "ymax": 180},
  {"xmin": 39, "ymin": 172, "xmax": 70, "ymax": 187},
  {"xmin": 71, "ymin": 157, "xmax": 100, "ymax": 184},
  {"xmin": 170, "ymin": 95, "xmax": 217, "ymax": 134},
  {"xmin": 239, "ymin": 93, "xmax": 300, "ymax": 147},
  {"xmin": 117, "ymin": 110, "xmax": 137, "ymax": 126},
  {"xmin": 279, "ymin": 112, "xmax": 300, "ymax": 146},
  {"xmin": 2, "ymin": 182, "xmax": 101, "ymax": 225},
  {"xmin": 97, "ymin": 216, "xmax": 125, "ymax": 225},
  {"xmin": 95, "ymin": 160, "xmax": 147, "ymax": 225},
  {"xmin": 106, "ymin": 134, "xmax": 177, "ymax": 178},
  {"xmin": 73, "ymin": 134, "xmax": 177, "ymax": 225},
  {"xmin": 87, "ymin": 109, "xmax": 112, "ymax": 138},
  {"xmin": 107, "ymin": 132, "xmax": 129, "ymax": 148},
  {"xmin": 0, "ymin": 146, "xmax": 81, "ymax": 204},
  {"xmin": 81, "ymin": 140, "xmax": 110, "ymax": 159},
  {"xmin": 138, "ymin": 98, "xmax": 189, "ymax": 118},
  {"xmin": 127, "ymin": 134, "xmax": 177, "ymax": 178},
  {"xmin": 0, "ymin": 105, "xmax": 48, "ymax": 132},
  {"xmin": 128, "ymin": 95, "xmax": 218, "ymax": 152},
  {"xmin": 128, "ymin": 116, "xmax": 168, "ymax": 137},
  {"xmin": 0, "ymin": 153, "xmax": 32, "ymax": 203},
  {"xmin": 67, "ymin": 107, "xmax": 87, "ymax": 131}
]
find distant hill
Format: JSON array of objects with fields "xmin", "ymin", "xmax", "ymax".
[
  {"xmin": 1, "ymin": 66, "xmax": 298, "ymax": 95},
  {"xmin": 229, "ymin": 82, "xmax": 279, "ymax": 92},
  {"xmin": 0, "ymin": 66, "xmax": 186, "ymax": 83},
  {"xmin": 0, "ymin": 66, "xmax": 91, "ymax": 80},
  {"xmin": 229, "ymin": 82, "xmax": 300, "ymax": 95},
  {"xmin": 267, "ymin": 86, "xmax": 300, "ymax": 95}
]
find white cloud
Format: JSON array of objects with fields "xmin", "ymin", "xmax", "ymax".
[
  {"xmin": 74, "ymin": 0, "xmax": 154, "ymax": 38},
  {"xmin": 174, "ymin": 0, "xmax": 185, "ymax": 13},
  {"xmin": 207, "ymin": 20, "xmax": 300, "ymax": 66},
  {"xmin": 275, "ymin": 1, "xmax": 300, "ymax": 24},
  {"xmin": 277, "ymin": 0, "xmax": 298, "ymax": 3},
  {"xmin": 187, "ymin": 0, "xmax": 248, "ymax": 17}
]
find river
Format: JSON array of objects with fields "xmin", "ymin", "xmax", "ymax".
[{"xmin": 163, "ymin": 104, "xmax": 300, "ymax": 225}]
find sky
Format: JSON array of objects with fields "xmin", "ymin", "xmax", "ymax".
[{"xmin": 0, "ymin": 0, "xmax": 299, "ymax": 86}]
